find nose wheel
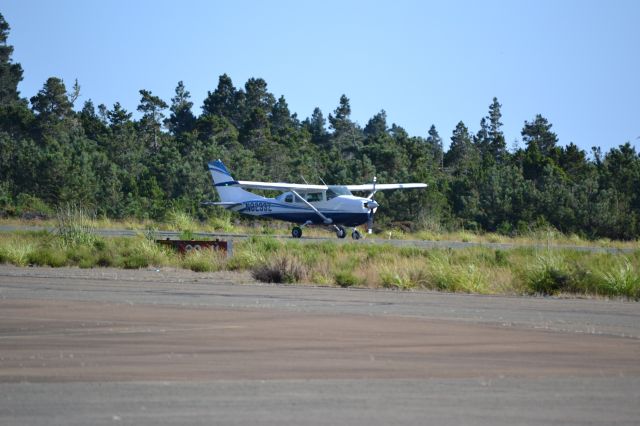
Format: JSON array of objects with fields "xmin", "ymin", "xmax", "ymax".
[{"xmin": 351, "ymin": 229, "xmax": 362, "ymax": 240}]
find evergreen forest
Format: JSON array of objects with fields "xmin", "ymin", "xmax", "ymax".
[{"xmin": 1, "ymin": 13, "xmax": 639, "ymax": 240}]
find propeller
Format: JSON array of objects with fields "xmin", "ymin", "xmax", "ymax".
[{"xmin": 365, "ymin": 176, "xmax": 378, "ymax": 234}]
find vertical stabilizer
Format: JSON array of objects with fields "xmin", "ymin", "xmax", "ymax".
[{"xmin": 208, "ymin": 160, "xmax": 256, "ymax": 202}]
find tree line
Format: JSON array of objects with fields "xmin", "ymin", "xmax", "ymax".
[{"xmin": 0, "ymin": 13, "xmax": 639, "ymax": 239}]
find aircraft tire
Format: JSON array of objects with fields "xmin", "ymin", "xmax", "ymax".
[
  {"xmin": 351, "ymin": 230, "xmax": 361, "ymax": 240},
  {"xmin": 292, "ymin": 226, "xmax": 303, "ymax": 238},
  {"xmin": 336, "ymin": 226, "xmax": 347, "ymax": 239}
]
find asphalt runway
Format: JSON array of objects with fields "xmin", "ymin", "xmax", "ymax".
[{"xmin": 0, "ymin": 266, "xmax": 639, "ymax": 425}]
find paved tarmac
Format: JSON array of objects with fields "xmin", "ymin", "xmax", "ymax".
[{"xmin": 0, "ymin": 266, "xmax": 639, "ymax": 425}]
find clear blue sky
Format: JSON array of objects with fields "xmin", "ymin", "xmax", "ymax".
[{"xmin": 3, "ymin": 0, "xmax": 639, "ymax": 153}]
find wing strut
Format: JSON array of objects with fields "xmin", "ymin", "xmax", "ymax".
[{"xmin": 290, "ymin": 190, "xmax": 333, "ymax": 225}]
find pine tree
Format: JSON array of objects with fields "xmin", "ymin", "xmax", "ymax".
[
  {"xmin": 522, "ymin": 114, "xmax": 558, "ymax": 157},
  {"xmin": 243, "ymin": 77, "xmax": 275, "ymax": 118},
  {"xmin": 445, "ymin": 121, "xmax": 478, "ymax": 172},
  {"xmin": 166, "ymin": 81, "xmax": 195, "ymax": 135},
  {"xmin": 0, "ymin": 13, "xmax": 24, "ymax": 106},
  {"xmin": 30, "ymin": 77, "xmax": 73, "ymax": 121},
  {"xmin": 426, "ymin": 124, "xmax": 443, "ymax": 169},
  {"xmin": 270, "ymin": 95, "xmax": 293, "ymax": 137},
  {"xmin": 487, "ymin": 97, "xmax": 506, "ymax": 161},
  {"xmin": 107, "ymin": 102, "xmax": 132, "ymax": 128},
  {"xmin": 363, "ymin": 110, "xmax": 388, "ymax": 138},
  {"xmin": 474, "ymin": 117, "xmax": 490, "ymax": 158},
  {"xmin": 137, "ymin": 89, "xmax": 167, "ymax": 150},
  {"xmin": 202, "ymin": 74, "xmax": 239, "ymax": 124},
  {"xmin": 79, "ymin": 99, "xmax": 107, "ymax": 141},
  {"xmin": 328, "ymin": 94, "xmax": 351, "ymax": 133},
  {"xmin": 304, "ymin": 107, "xmax": 327, "ymax": 146}
]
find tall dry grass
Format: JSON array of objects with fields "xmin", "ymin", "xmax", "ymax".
[{"xmin": 0, "ymin": 230, "xmax": 638, "ymax": 299}]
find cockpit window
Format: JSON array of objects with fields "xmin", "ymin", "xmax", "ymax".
[
  {"xmin": 326, "ymin": 186, "xmax": 352, "ymax": 200},
  {"xmin": 306, "ymin": 192, "xmax": 322, "ymax": 202},
  {"xmin": 284, "ymin": 194, "xmax": 293, "ymax": 203}
]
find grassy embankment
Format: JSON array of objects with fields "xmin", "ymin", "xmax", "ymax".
[
  {"xmin": 1, "ymin": 207, "xmax": 639, "ymax": 299},
  {"xmin": 1, "ymin": 228, "xmax": 639, "ymax": 300},
  {"xmin": 1, "ymin": 211, "xmax": 638, "ymax": 250}
]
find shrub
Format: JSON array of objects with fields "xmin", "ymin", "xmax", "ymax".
[
  {"xmin": 121, "ymin": 253, "xmax": 149, "ymax": 269},
  {"xmin": 1, "ymin": 240, "xmax": 34, "ymax": 266},
  {"xmin": 96, "ymin": 252, "xmax": 115, "ymax": 267},
  {"xmin": 27, "ymin": 247, "xmax": 67, "ymax": 267},
  {"xmin": 252, "ymin": 256, "xmax": 305, "ymax": 284},
  {"xmin": 251, "ymin": 235, "xmax": 281, "ymax": 252},
  {"xmin": 15, "ymin": 193, "xmax": 53, "ymax": 219},
  {"xmin": 227, "ymin": 241, "xmax": 265, "ymax": 270},
  {"xmin": 93, "ymin": 238, "xmax": 107, "ymax": 251},
  {"xmin": 494, "ymin": 249, "xmax": 509, "ymax": 266},
  {"xmin": 524, "ymin": 253, "xmax": 572, "ymax": 295},
  {"xmin": 135, "ymin": 238, "xmax": 172, "ymax": 266},
  {"xmin": 334, "ymin": 271, "xmax": 361, "ymax": 287},
  {"xmin": 208, "ymin": 214, "xmax": 234, "ymax": 232},
  {"xmin": 78, "ymin": 257, "xmax": 97, "ymax": 269},
  {"xmin": 599, "ymin": 258, "xmax": 640, "ymax": 300},
  {"xmin": 166, "ymin": 209, "xmax": 197, "ymax": 234},
  {"xmin": 182, "ymin": 249, "xmax": 223, "ymax": 272},
  {"xmin": 380, "ymin": 271, "xmax": 415, "ymax": 290}
]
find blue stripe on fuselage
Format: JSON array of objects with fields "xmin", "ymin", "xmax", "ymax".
[
  {"xmin": 266, "ymin": 212, "xmax": 369, "ymax": 227},
  {"xmin": 237, "ymin": 201, "xmax": 368, "ymax": 226}
]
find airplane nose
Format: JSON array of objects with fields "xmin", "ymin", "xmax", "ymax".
[{"xmin": 364, "ymin": 200, "xmax": 379, "ymax": 210}]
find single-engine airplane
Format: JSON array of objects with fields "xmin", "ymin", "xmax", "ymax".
[{"xmin": 204, "ymin": 160, "xmax": 427, "ymax": 239}]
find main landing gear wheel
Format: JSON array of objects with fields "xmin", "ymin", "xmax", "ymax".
[
  {"xmin": 351, "ymin": 230, "xmax": 362, "ymax": 240},
  {"xmin": 336, "ymin": 226, "xmax": 347, "ymax": 239},
  {"xmin": 292, "ymin": 226, "xmax": 303, "ymax": 238}
]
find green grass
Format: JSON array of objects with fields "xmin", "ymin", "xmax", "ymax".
[
  {"xmin": 334, "ymin": 270, "xmax": 362, "ymax": 288},
  {"xmin": 3, "ymin": 215, "xmax": 638, "ymax": 251},
  {"xmin": 181, "ymin": 248, "xmax": 225, "ymax": 272},
  {"xmin": 0, "ymin": 229, "xmax": 639, "ymax": 300}
]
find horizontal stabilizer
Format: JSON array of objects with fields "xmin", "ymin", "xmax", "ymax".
[{"xmin": 201, "ymin": 201, "xmax": 242, "ymax": 208}]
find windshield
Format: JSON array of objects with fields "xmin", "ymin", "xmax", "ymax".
[{"xmin": 326, "ymin": 185, "xmax": 352, "ymax": 200}]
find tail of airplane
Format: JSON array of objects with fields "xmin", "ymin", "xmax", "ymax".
[{"xmin": 207, "ymin": 159, "xmax": 256, "ymax": 204}]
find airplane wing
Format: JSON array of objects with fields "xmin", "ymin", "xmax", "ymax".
[
  {"xmin": 236, "ymin": 180, "xmax": 328, "ymax": 192},
  {"xmin": 345, "ymin": 183, "xmax": 427, "ymax": 192}
]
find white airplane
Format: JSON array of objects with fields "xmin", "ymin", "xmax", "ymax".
[{"xmin": 204, "ymin": 159, "xmax": 427, "ymax": 239}]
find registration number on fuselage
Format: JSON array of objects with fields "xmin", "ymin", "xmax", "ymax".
[{"xmin": 245, "ymin": 201, "xmax": 272, "ymax": 212}]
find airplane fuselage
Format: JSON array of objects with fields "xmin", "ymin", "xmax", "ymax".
[{"xmin": 227, "ymin": 193, "xmax": 371, "ymax": 227}]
